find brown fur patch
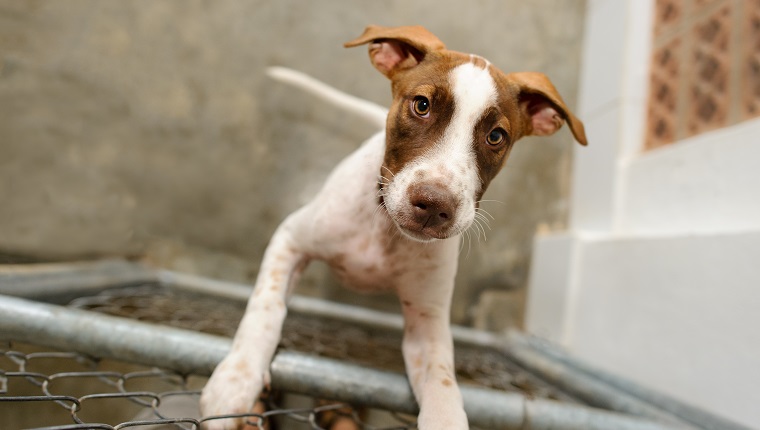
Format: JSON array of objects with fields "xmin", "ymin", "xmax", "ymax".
[{"xmin": 383, "ymin": 55, "xmax": 464, "ymax": 178}]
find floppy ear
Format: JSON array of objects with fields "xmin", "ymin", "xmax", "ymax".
[
  {"xmin": 344, "ymin": 25, "xmax": 446, "ymax": 78},
  {"xmin": 508, "ymin": 72, "xmax": 587, "ymax": 146}
]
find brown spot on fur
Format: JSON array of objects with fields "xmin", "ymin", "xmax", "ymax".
[
  {"xmin": 442, "ymin": 378, "xmax": 453, "ymax": 387},
  {"xmin": 402, "ymin": 300, "xmax": 412, "ymax": 307},
  {"xmin": 270, "ymin": 275, "xmax": 284, "ymax": 286},
  {"xmin": 383, "ymin": 58, "xmax": 459, "ymax": 178},
  {"xmin": 349, "ymin": 27, "xmax": 586, "ymax": 228}
]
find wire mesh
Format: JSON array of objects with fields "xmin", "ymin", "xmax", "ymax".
[
  {"xmin": 1, "ymin": 261, "xmax": 745, "ymax": 430},
  {"xmin": 1, "ymin": 277, "xmax": 712, "ymax": 430},
  {"xmin": 1, "ymin": 283, "xmax": 573, "ymax": 429},
  {"xmin": 0, "ymin": 341, "xmax": 420, "ymax": 430},
  {"xmin": 67, "ymin": 284, "xmax": 576, "ymax": 401}
]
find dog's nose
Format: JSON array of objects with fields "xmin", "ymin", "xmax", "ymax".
[{"xmin": 408, "ymin": 183, "xmax": 456, "ymax": 229}]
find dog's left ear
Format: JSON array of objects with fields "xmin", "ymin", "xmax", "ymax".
[
  {"xmin": 508, "ymin": 72, "xmax": 588, "ymax": 146},
  {"xmin": 344, "ymin": 25, "xmax": 446, "ymax": 78}
]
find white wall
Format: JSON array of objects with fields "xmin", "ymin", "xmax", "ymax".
[
  {"xmin": 570, "ymin": 233, "xmax": 760, "ymax": 425},
  {"xmin": 619, "ymin": 120, "xmax": 760, "ymax": 235},
  {"xmin": 525, "ymin": 0, "xmax": 760, "ymax": 427}
]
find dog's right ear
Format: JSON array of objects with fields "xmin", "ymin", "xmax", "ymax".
[{"xmin": 344, "ymin": 25, "xmax": 446, "ymax": 78}]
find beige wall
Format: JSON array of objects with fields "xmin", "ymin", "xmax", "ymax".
[{"xmin": 0, "ymin": 0, "xmax": 586, "ymax": 329}]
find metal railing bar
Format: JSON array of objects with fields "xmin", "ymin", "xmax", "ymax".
[
  {"xmin": 0, "ymin": 294, "xmax": 679, "ymax": 430},
  {"xmin": 0, "ymin": 260, "xmax": 156, "ymax": 304},
  {"xmin": 0, "ymin": 263, "xmax": 741, "ymax": 429},
  {"xmin": 159, "ymin": 270, "xmax": 744, "ymax": 430}
]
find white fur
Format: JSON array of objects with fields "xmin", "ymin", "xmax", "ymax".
[
  {"xmin": 385, "ymin": 63, "xmax": 496, "ymax": 239},
  {"xmin": 199, "ymin": 64, "xmax": 499, "ymax": 430}
]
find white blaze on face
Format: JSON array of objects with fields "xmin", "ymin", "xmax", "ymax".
[
  {"xmin": 385, "ymin": 62, "xmax": 498, "ymax": 239},
  {"xmin": 440, "ymin": 61, "xmax": 497, "ymax": 200}
]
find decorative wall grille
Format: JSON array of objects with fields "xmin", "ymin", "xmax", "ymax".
[{"xmin": 646, "ymin": 0, "xmax": 760, "ymax": 149}]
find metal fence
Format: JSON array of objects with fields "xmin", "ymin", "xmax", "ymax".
[
  {"xmin": 1, "ymin": 341, "xmax": 417, "ymax": 429},
  {"xmin": 0, "ymin": 260, "xmax": 749, "ymax": 430}
]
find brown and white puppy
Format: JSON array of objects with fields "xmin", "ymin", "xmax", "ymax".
[{"xmin": 200, "ymin": 25, "xmax": 586, "ymax": 430}]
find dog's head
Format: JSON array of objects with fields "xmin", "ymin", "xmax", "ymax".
[{"xmin": 346, "ymin": 25, "xmax": 587, "ymax": 242}]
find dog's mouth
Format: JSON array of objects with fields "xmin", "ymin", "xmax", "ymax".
[
  {"xmin": 396, "ymin": 224, "xmax": 454, "ymax": 242},
  {"xmin": 393, "ymin": 210, "xmax": 459, "ymax": 242}
]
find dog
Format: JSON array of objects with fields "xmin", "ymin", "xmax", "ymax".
[{"xmin": 200, "ymin": 25, "xmax": 587, "ymax": 430}]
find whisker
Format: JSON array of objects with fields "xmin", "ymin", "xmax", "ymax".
[
  {"xmin": 473, "ymin": 219, "xmax": 484, "ymax": 242},
  {"xmin": 381, "ymin": 165, "xmax": 396, "ymax": 178},
  {"xmin": 386, "ymin": 217, "xmax": 398, "ymax": 236},
  {"xmin": 465, "ymin": 228, "xmax": 473, "ymax": 259},
  {"xmin": 469, "ymin": 219, "xmax": 482, "ymax": 243},
  {"xmin": 372, "ymin": 201, "xmax": 386, "ymax": 222},
  {"xmin": 474, "ymin": 212, "xmax": 492, "ymax": 230},
  {"xmin": 474, "ymin": 218, "xmax": 487, "ymax": 242},
  {"xmin": 460, "ymin": 230, "xmax": 469, "ymax": 258},
  {"xmin": 476, "ymin": 199, "xmax": 505, "ymax": 205},
  {"xmin": 475, "ymin": 207, "xmax": 496, "ymax": 221}
]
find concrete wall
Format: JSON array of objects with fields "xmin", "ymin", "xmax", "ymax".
[
  {"xmin": 0, "ymin": 0, "xmax": 586, "ymax": 328},
  {"xmin": 526, "ymin": 1, "xmax": 760, "ymax": 426}
]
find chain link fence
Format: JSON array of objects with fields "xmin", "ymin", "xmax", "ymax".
[
  {"xmin": 0, "ymin": 261, "xmax": 743, "ymax": 430},
  {"xmin": 68, "ymin": 284, "xmax": 575, "ymax": 401},
  {"xmin": 0, "ymin": 283, "xmax": 571, "ymax": 429},
  {"xmin": 1, "ymin": 340, "xmax": 418, "ymax": 429}
]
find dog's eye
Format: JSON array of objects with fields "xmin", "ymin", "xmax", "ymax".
[
  {"xmin": 412, "ymin": 96, "xmax": 431, "ymax": 117},
  {"xmin": 486, "ymin": 128, "xmax": 507, "ymax": 146}
]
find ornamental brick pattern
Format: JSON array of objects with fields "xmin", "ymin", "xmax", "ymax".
[
  {"xmin": 646, "ymin": 0, "xmax": 760, "ymax": 150},
  {"xmin": 742, "ymin": 0, "xmax": 760, "ymax": 119},
  {"xmin": 647, "ymin": 38, "xmax": 682, "ymax": 148},
  {"xmin": 686, "ymin": 4, "xmax": 731, "ymax": 136}
]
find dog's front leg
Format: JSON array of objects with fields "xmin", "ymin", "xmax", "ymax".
[
  {"xmin": 399, "ymin": 276, "xmax": 469, "ymax": 430},
  {"xmin": 200, "ymin": 213, "xmax": 309, "ymax": 430}
]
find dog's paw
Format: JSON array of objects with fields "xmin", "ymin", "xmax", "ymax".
[{"xmin": 200, "ymin": 353, "xmax": 270, "ymax": 430}]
